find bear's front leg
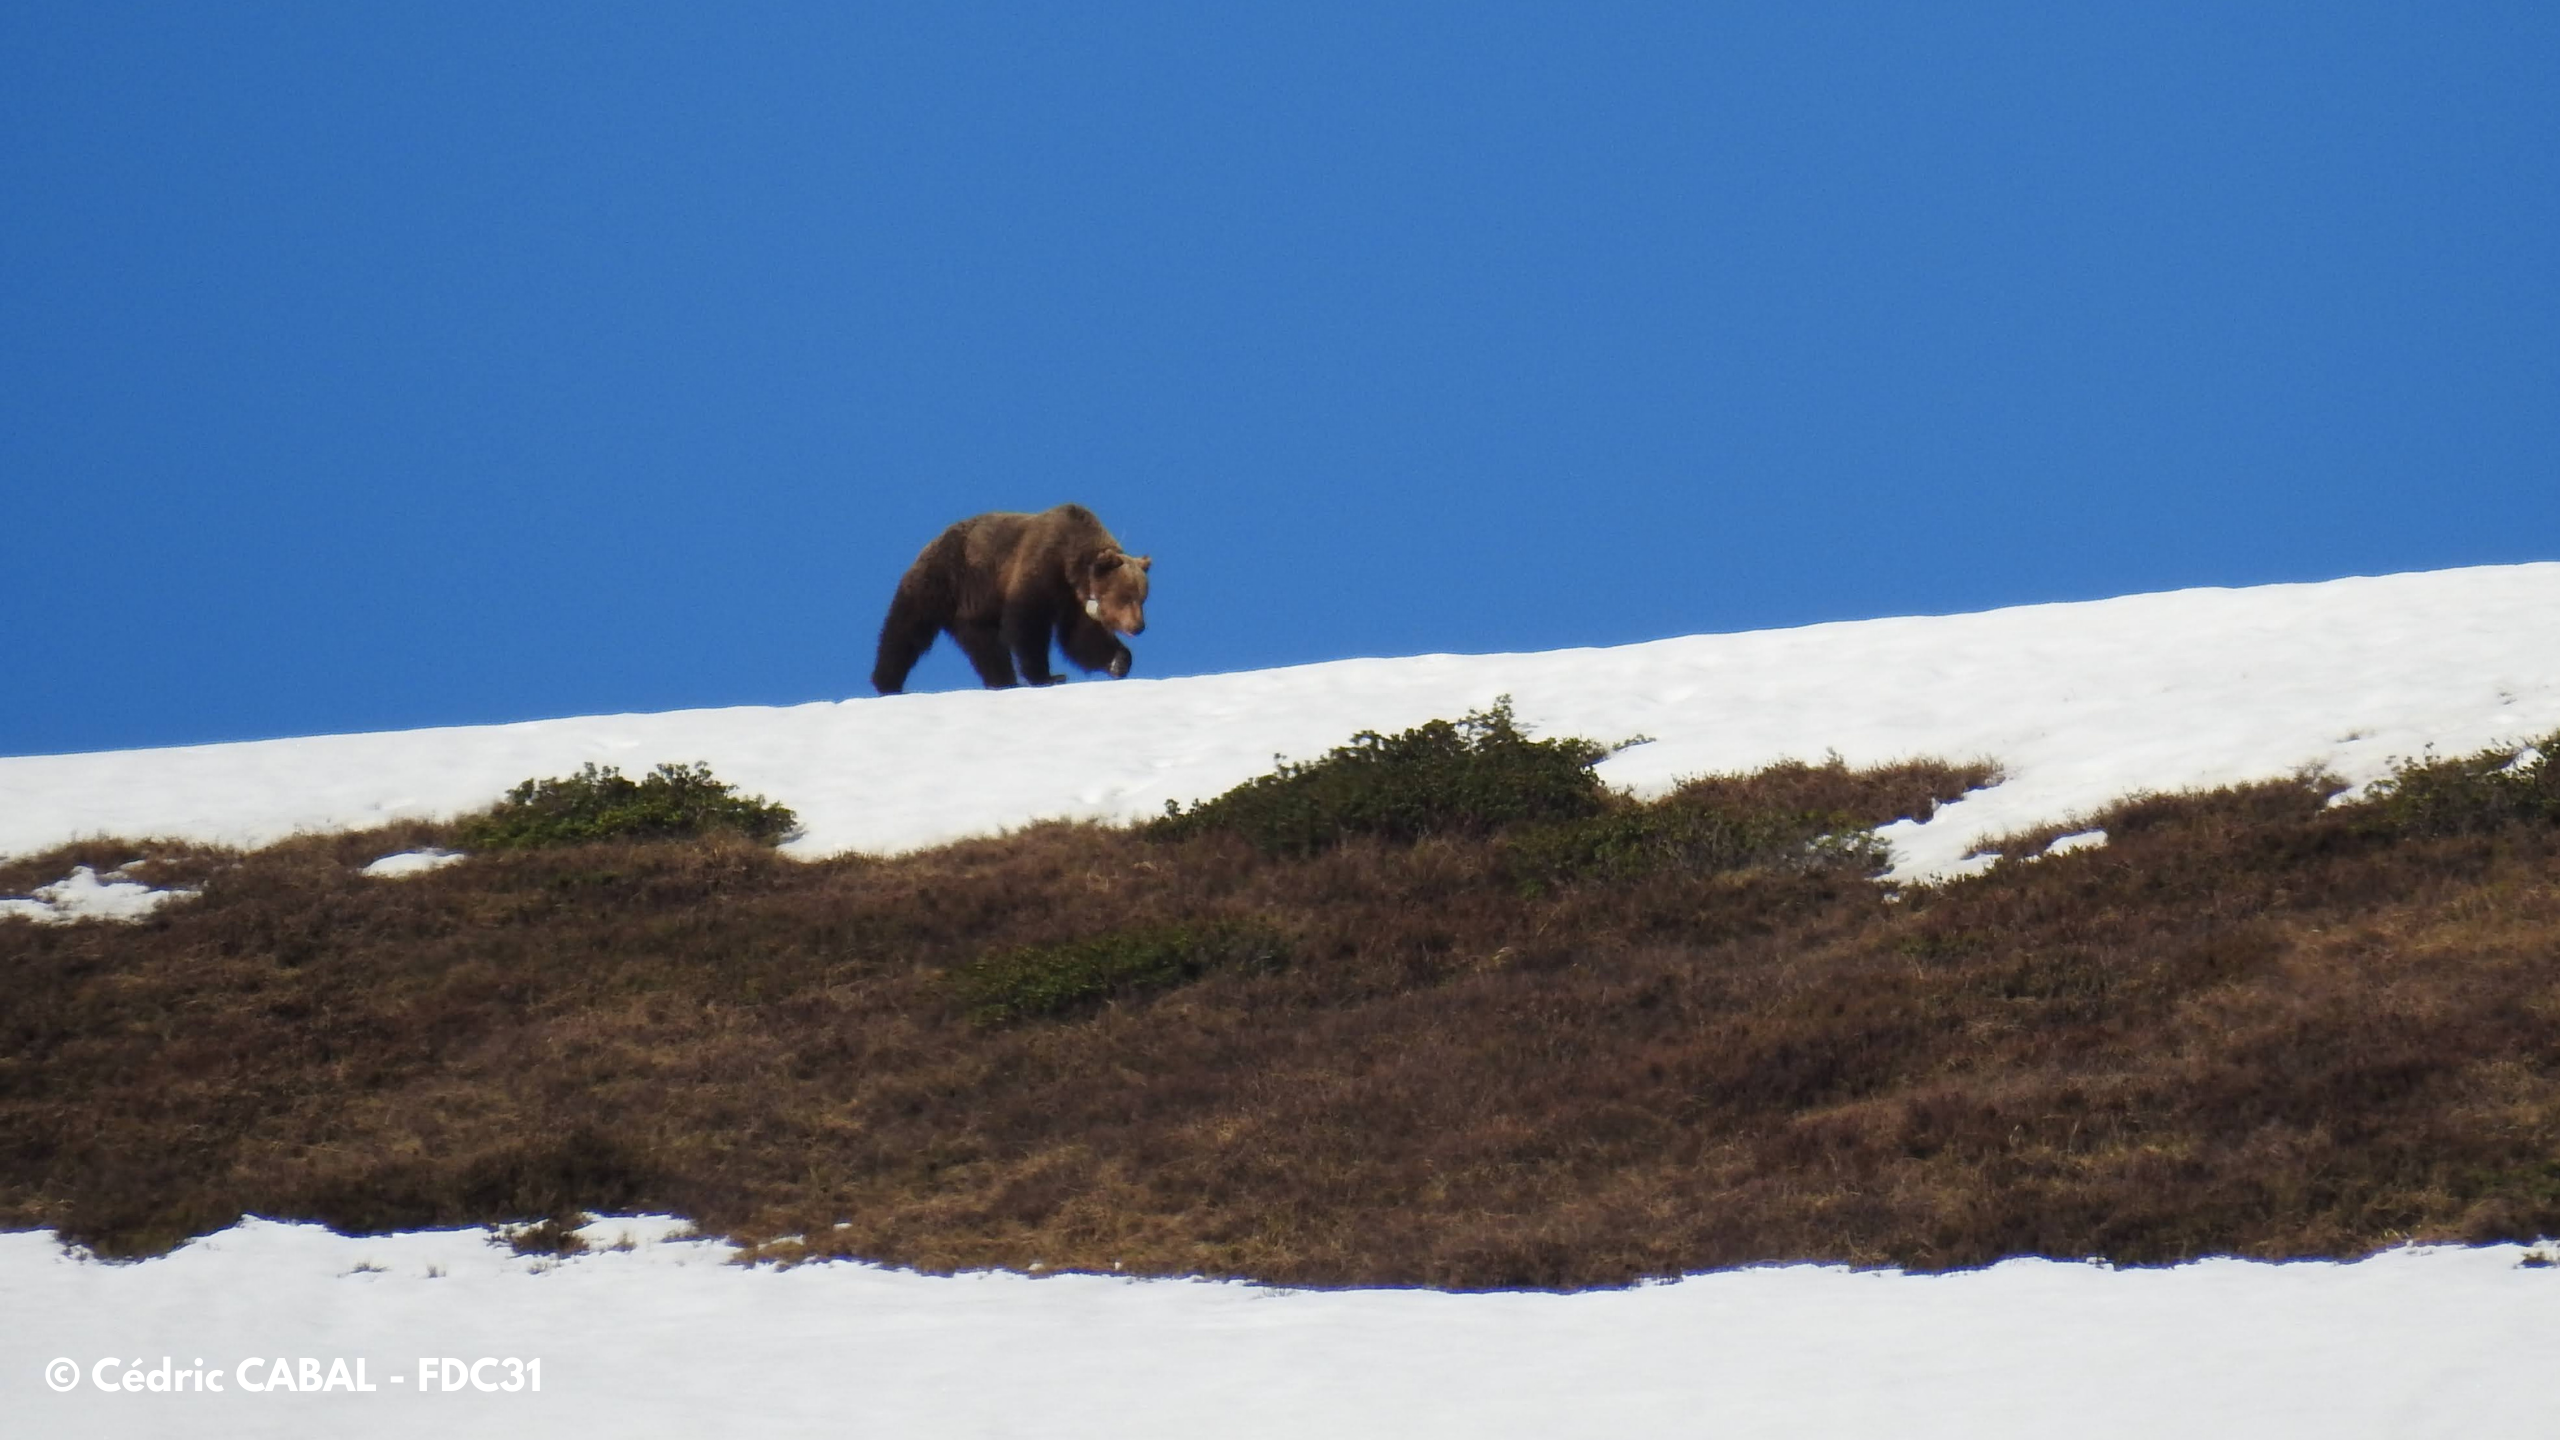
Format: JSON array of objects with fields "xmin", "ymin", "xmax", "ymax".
[
  {"xmin": 1057, "ymin": 611, "xmax": 1132, "ymax": 678},
  {"xmin": 953, "ymin": 618, "xmax": 1020, "ymax": 688},
  {"xmin": 1002, "ymin": 599, "xmax": 1063, "ymax": 685}
]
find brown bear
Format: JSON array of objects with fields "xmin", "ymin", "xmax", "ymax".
[{"xmin": 871, "ymin": 503, "xmax": 1152, "ymax": 694}]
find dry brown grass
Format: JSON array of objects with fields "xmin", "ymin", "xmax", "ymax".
[{"xmin": 6, "ymin": 754, "xmax": 2560, "ymax": 1287}]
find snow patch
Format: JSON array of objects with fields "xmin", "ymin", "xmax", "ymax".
[
  {"xmin": 361, "ymin": 848, "xmax": 467, "ymax": 878},
  {"xmin": 0, "ymin": 865, "xmax": 197, "ymax": 924}
]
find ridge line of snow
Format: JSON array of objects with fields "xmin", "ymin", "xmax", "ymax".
[{"xmin": 5, "ymin": 563, "xmax": 2557, "ymax": 883}]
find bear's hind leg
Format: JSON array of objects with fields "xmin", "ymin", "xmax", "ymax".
[{"xmin": 872, "ymin": 586, "xmax": 944, "ymax": 695}]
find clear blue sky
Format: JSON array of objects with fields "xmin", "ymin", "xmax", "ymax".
[{"xmin": 5, "ymin": 3, "xmax": 2554, "ymax": 756}]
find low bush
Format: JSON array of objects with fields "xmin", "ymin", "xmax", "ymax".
[
  {"xmin": 948, "ymin": 920, "xmax": 1290, "ymax": 1025},
  {"xmin": 501, "ymin": 1215, "xmax": 591, "ymax": 1256},
  {"xmin": 2356, "ymin": 731, "xmax": 2560, "ymax": 838},
  {"xmin": 1663, "ymin": 754, "xmax": 2000, "ymax": 829},
  {"xmin": 1147, "ymin": 699, "xmax": 1612, "ymax": 857},
  {"xmin": 1501, "ymin": 802, "xmax": 1889, "ymax": 893},
  {"xmin": 1497, "ymin": 753, "xmax": 1992, "ymax": 893},
  {"xmin": 458, "ymin": 762, "xmax": 799, "ymax": 850}
]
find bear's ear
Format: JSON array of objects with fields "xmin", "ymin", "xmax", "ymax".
[
  {"xmin": 1135, "ymin": 554, "xmax": 1152, "ymax": 571},
  {"xmin": 1092, "ymin": 551, "xmax": 1124, "ymax": 574}
]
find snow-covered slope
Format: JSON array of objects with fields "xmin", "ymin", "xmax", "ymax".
[
  {"xmin": 7, "ymin": 563, "xmax": 2559, "ymax": 883},
  {"xmin": 9, "ymin": 563, "xmax": 2560, "ymax": 1439},
  {"xmin": 6, "ymin": 1217, "xmax": 2554, "ymax": 1440}
]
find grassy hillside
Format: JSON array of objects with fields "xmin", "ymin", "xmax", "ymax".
[{"xmin": 4, "ymin": 714, "xmax": 2558, "ymax": 1287}]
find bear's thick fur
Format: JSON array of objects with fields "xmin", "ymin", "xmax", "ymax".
[{"xmin": 871, "ymin": 504, "xmax": 1152, "ymax": 694}]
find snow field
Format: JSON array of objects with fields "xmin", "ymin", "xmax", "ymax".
[{"xmin": 4, "ymin": 1217, "xmax": 2556, "ymax": 1439}]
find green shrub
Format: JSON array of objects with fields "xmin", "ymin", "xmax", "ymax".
[
  {"xmin": 2355, "ymin": 732, "xmax": 2559, "ymax": 838},
  {"xmin": 1147, "ymin": 699, "xmax": 1611, "ymax": 857},
  {"xmin": 459, "ymin": 762, "xmax": 799, "ymax": 850},
  {"xmin": 949, "ymin": 921, "xmax": 1289, "ymax": 1026},
  {"xmin": 1500, "ymin": 800, "xmax": 1890, "ymax": 894}
]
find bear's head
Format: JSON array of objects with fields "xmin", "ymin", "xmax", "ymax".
[{"xmin": 1077, "ymin": 550, "xmax": 1151, "ymax": 636}]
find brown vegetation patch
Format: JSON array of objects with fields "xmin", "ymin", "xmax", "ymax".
[{"xmin": 7, "ymin": 749, "xmax": 2560, "ymax": 1287}]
